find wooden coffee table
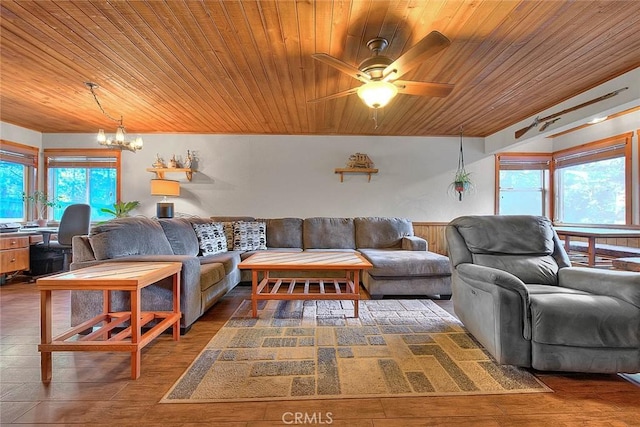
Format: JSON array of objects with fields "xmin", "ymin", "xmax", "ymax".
[
  {"xmin": 37, "ymin": 261, "xmax": 182, "ymax": 381},
  {"xmin": 238, "ymin": 252, "xmax": 372, "ymax": 318}
]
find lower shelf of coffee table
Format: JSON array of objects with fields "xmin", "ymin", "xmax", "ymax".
[{"xmin": 254, "ymin": 277, "xmax": 357, "ymax": 300}]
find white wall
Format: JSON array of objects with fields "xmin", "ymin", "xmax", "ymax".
[
  {"xmin": 7, "ymin": 99, "xmax": 637, "ymax": 224},
  {"xmin": 42, "ymin": 133, "xmax": 494, "ymax": 222},
  {"xmin": 0, "ymin": 122, "xmax": 42, "ymax": 148}
]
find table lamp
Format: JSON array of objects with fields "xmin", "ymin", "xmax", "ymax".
[{"xmin": 150, "ymin": 179, "xmax": 180, "ymax": 218}]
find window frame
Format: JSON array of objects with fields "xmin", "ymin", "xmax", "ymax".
[
  {"xmin": 552, "ymin": 132, "xmax": 632, "ymax": 225},
  {"xmin": 0, "ymin": 139, "xmax": 38, "ymax": 221},
  {"xmin": 494, "ymin": 153, "xmax": 552, "ymax": 217},
  {"xmin": 43, "ymin": 148, "xmax": 122, "ymax": 222}
]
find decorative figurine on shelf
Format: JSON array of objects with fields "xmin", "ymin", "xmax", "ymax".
[
  {"xmin": 168, "ymin": 154, "xmax": 178, "ymax": 168},
  {"xmin": 152, "ymin": 154, "xmax": 165, "ymax": 168},
  {"xmin": 184, "ymin": 150, "xmax": 193, "ymax": 169},
  {"xmin": 347, "ymin": 153, "xmax": 374, "ymax": 169}
]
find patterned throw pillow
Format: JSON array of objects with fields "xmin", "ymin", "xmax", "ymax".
[
  {"xmin": 232, "ymin": 221, "xmax": 267, "ymax": 251},
  {"xmin": 192, "ymin": 222, "xmax": 227, "ymax": 256},
  {"xmin": 222, "ymin": 221, "xmax": 235, "ymax": 250}
]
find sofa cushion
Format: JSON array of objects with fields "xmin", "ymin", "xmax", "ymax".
[
  {"xmin": 89, "ymin": 217, "xmax": 173, "ymax": 260},
  {"xmin": 355, "ymin": 217, "xmax": 413, "ymax": 249},
  {"xmin": 530, "ymin": 293, "xmax": 640, "ymax": 347},
  {"xmin": 232, "ymin": 221, "xmax": 267, "ymax": 250},
  {"xmin": 452, "ymin": 215, "xmax": 554, "ymax": 255},
  {"xmin": 257, "ymin": 218, "xmax": 303, "ymax": 248},
  {"xmin": 192, "ymin": 222, "xmax": 227, "ymax": 256},
  {"xmin": 158, "ymin": 218, "xmax": 199, "ymax": 256},
  {"xmin": 200, "ymin": 262, "xmax": 226, "ymax": 292},
  {"xmin": 200, "ymin": 250, "xmax": 243, "ymax": 275},
  {"xmin": 359, "ymin": 248, "xmax": 451, "ymax": 277},
  {"xmin": 303, "ymin": 217, "xmax": 355, "ymax": 249}
]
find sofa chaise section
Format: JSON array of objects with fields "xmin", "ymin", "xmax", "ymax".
[{"xmin": 354, "ymin": 217, "xmax": 452, "ymax": 299}]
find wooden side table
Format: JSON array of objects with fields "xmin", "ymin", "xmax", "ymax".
[{"xmin": 37, "ymin": 261, "xmax": 182, "ymax": 381}]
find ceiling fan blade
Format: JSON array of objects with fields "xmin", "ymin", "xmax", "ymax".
[
  {"xmin": 395, "ymin": 80, "xmax": 454, "ymax": 98},
  {"xmin": 312, "ymin": 53, "xmax": 370, "ymax": 83},
  {"xmin": 383, "ymin": 31, "xmax": 451, "ymax": 80},
  {"xmin": 307, "ymin": 87, "xmax": 359, "ymax": 103}
]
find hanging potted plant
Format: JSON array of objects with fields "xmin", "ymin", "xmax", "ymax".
[
  {"xmin": 451, "ymin": 170, "xmax": 473, "ymax": 201},
  {"xmin": 449, "ymin": 127, "xmax": 473, "ymax": 201},
  {"xmin": 22, "ymin": 191, "xmax": 62, "ymax": 226}
]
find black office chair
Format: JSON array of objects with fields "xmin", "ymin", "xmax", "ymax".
[{"xmin": 30, "ymin": 204, "xmax": 91, "ymax": 274}]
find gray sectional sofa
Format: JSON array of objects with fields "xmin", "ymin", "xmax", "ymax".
[{"xmin": 70, "ymin": 216, "xmax": 451, "ymax": 332}]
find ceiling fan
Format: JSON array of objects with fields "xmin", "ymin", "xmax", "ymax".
[{"xmin": 309, "ymin": 31, "xmax": 454, "ymax": 110}]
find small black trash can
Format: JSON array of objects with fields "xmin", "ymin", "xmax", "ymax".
[{"xmin": 28, "ymin": 244, "xmax": 64, "ymax": 276}]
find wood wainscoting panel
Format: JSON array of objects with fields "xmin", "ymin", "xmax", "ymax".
[{"xmin": 413, "ymin": 222, "xmax": 448, "ymax": 256}]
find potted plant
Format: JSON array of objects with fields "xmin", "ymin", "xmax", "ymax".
[
  {"xmin": 99, "ymin": 200, "xmax": 140, "ymax": 219},
  {"xmin": 451, "ymin": 170, "xmax": 473, "ymax": 201},
  {"xmin": 22, "ymin": 190, "xmax": 62, "ymax": 226}
]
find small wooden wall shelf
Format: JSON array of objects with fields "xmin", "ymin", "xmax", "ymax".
[
  {"xmin": 147, "ymin": 167, "xmax": 195, "ymax": 181},
  {"xmin": 335, "ymin": 168, "xmax": 378, "ymax": 182}
]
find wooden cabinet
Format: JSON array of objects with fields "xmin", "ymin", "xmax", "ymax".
[{"xmin": 0, "ymin": 236, "xmax": 29, "ymax": 274}]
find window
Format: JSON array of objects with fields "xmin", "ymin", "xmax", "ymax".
[
  {"xmin": 553, "ymin": 133, "xmax": 632, "ymax": 225},
  {"xmin": 0, "ymin": 140, "xmax": 38, "ymax": 221},
  {"xmin": 44, "ymin": 149, "xmax": 121, "ymax": 222},
  {"xmin": 495, "ymin": 153, "xmax": 551, "ymax": 217}
]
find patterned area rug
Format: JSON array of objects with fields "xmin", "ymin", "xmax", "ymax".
[{"xmin": 161, "ymin": 299, "xmax": 551, "ymax": 403}]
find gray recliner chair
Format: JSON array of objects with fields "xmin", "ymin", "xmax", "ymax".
[{"xmin": 446, "ymin": 215, "xmax": 640, "ymax": 373}]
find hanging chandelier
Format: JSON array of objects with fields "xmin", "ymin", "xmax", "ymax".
[{"xmin": 85, "ymin": 82, "xmax": 143, "ymax": 153}]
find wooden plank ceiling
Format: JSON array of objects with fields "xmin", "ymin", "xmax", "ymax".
[{"xmin": 1, "ymin": 0, "xmax": 639, "ymax": 137}]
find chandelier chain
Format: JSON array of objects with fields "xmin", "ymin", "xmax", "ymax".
[{"xmin": 87, "ymin": 83, "xmax": 122, "ymax": 125}]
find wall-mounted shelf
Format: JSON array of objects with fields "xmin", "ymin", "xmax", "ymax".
[
  {"xmin": 334, "ymin": 168, "xmax": 378, "ymax": 183},
  {"xmin": 146, "ymin": 167, "xmax": 195, "ymax": 181}
]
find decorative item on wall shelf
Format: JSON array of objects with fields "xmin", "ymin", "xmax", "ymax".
[
  {"xmin": 152, "ymin": 154, "xmax": 166, "ymax": 168},
  {"xmin": 85, "ymin": 82, "xmax": 143, "ymax": 153},
  {"xmin": 183, "ymin": 150, "xmax": 193, "ymax": 169},
  {"xmin": 148, "ymin": 151, "xmax": 196, "ymax": 180},
  {"xmin": 335, "ymin": 152, "xmax": 378, "ymax": 182},
  {"xmin": 449, "ymin": 126, "xmax": 473, "ymax": 201},
  {"xmin": 22, "ymin": 191, "xmax": 62, "ymax": 226},
  {"xmin": 168, "ymin": 155, "xmax": 178, "ymax": 168}
]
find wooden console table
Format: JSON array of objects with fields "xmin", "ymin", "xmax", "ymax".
[
  {"xmin": 238, "ymin": 252, "xmax": 372, "ymax": 318},
  {"xmin": 37, "ymin": 262, "xmax": 182, "ymax": 381}
]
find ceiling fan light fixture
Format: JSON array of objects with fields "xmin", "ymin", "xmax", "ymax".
[{"xmin": 357, "ymin": 80, "xmax": 398, "ymax": 109}]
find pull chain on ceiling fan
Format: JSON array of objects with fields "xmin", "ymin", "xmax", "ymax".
[{"xmin": 309, "ymin": 30, "xmax": 455, "ymax": 123}]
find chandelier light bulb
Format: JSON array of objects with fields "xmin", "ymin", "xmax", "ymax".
[
  {"xmin": 97, "ymin": 129, "xmax": 106, "ymax": 142},
  {"xmin": 115, "ymin": 125, "xmax": 125, "ymax": 142},
  {"xmin": 357, "ymin": 80, "xmax": 398, "ymax": 109}
]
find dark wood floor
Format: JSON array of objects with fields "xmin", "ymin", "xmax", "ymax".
[{"xmin": 1, "ymin": 277, "xmax": 639, "ymax": 426}]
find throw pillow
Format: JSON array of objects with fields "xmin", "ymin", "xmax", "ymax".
[
  {"xmin": 192, "ymin": 222, "xmax": 227, "ymax": 256},
  {"xmin": 222, "ymin": 221, "xmax": 235, "ymax": 250},
  {"xmin": 233, "ymin": 221, "xmax": 267, "ymax": 251}
]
